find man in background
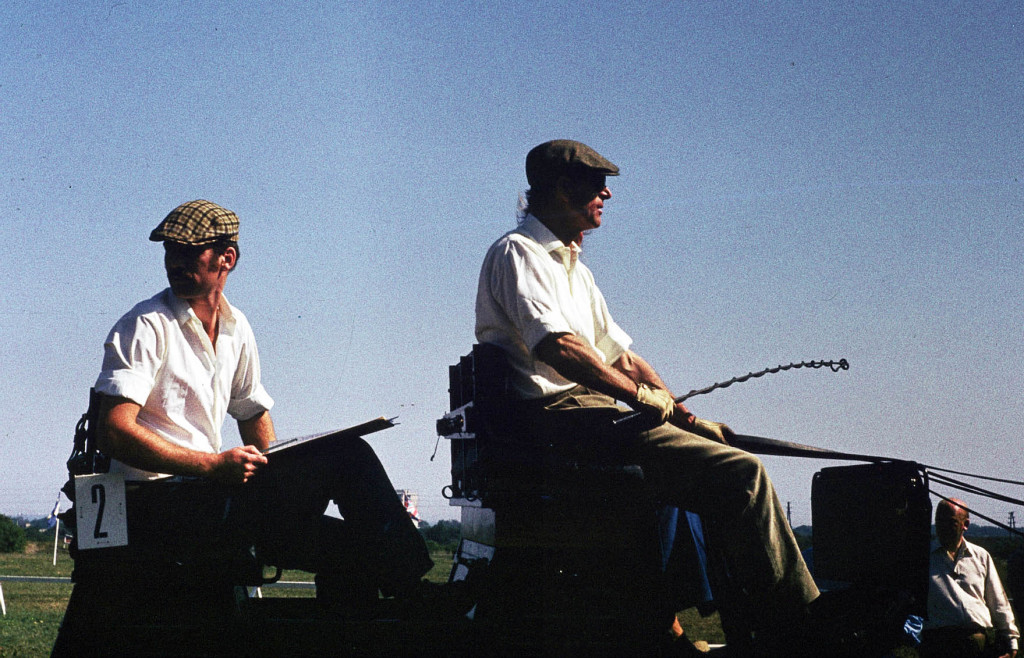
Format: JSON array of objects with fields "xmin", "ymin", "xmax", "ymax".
[{"xmin": 921, "ymin": 498, "xmax": 1018, "ymax": 658}]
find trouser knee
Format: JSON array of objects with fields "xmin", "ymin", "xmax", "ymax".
[{"xmin": 709, "ymin": 450, "xmax": 772, "ymax": 516}]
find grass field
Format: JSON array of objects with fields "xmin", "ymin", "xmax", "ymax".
[
  {"xmin": 0, "ymin": 543, "xmax": 74, "ymax": 658},
  {"xmin": 0, "ymin": 544, "xmax": 724, "ymax": 656}
]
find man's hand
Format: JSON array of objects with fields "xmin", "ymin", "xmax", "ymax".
[
  {"xmin": 688, "ymin": 417, "xmax": 734, "ymax": 445},
  {"xmin": 210, "ymin": 445, "xmax": 268, "ymax": 484},
  {"xmin": 632, "ymin": 383, "xmax": 676, "ymax": 425}
]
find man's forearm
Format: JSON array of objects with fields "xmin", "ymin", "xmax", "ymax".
[
  {"xmin": 614, "ymin": 350, "xmax": 669, "ymax": 391},
  {"xmin": 534, "ymin": 333, "xmax": 639, "ymax": 401},
  {"xmin": 97, "ymin": 396, "xmax": 218, "ymax": 477},
  {"xmin": 238, "ymin": 410, "xmax": 275, "ymax": 452},
  {"xmin": 613, "ymin": 350, "xmax": 696, "ymax": 422}
]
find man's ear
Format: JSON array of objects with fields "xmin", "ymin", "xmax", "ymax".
[
  {"xmin": 963, "ymin": 517, "xmax": 970, "ymax": 530},
  {"xmin": 221, "ymin": 247, "xmax": 237, "ymax": 272},
  {"xmin": 554, "ymin": 175, "xmax": 574, "ymax": 202}
]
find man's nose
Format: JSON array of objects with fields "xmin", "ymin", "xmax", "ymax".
[
  {"xmin": 164, "ymin": 253, "xmax": 190, "ymax": 272},
  {"xmin": 599, "ymin": 187, "xmax": 611, "ymax": 200}
]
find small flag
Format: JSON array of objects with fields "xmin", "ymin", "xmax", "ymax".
[
  {"xmin": 46, "ymin": 495, "xmax": 61, "ymax": 528},
  {"xmin": 396, "ymin": 489, "xmax": 421, "ymax": 528}
]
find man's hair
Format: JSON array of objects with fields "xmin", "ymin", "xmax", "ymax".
[
  {"xmin": 938, "ymin": 498, "xmax": 969, "ymax": 520},
  {"xmin": 518, "ymin": 186, "xmax": 548, "ymax": 222},
  {"xmin": 211, "ymin": 238, "xmax": 241, "ymax": 271}
]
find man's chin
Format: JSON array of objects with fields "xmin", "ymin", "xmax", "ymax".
[{"xmin": 168, "ymin": 282, "xmax": 199, "ymax": 298}]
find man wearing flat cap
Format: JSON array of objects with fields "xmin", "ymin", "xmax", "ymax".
[
  {"xmin": 476, "ymin": 140, "xmax": 820, "ymax": 652},
  {"xmin": 94, "ymin": 200, "xmax": 432, "ymax": 612}
]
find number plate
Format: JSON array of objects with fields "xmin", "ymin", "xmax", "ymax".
[{"xmin": 74, "ymin": 473, "xmax": 128, "ymax": 549}]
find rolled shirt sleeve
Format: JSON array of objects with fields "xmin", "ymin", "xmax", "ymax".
[
  {"xmin": 589, "ymin": 276, "xmax": 631, "ymax": 366},
  {"xmin": 490, "ymin": 239, "xmax": 576, "ymax": 353},
  {"xmin": 95, "ymin": 314, "xmax": 163, "ymax": 406},
  {"xmin": 228, "ymin": 334, "xmax": 274, "ymax": 421}
]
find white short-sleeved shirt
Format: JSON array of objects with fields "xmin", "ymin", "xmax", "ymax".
[
  {"xmin": 926, "ymin": 539, "xmax": 1019, "ymax": 647},
  {"xmin": 95, "ymin": 288, "xmax": 274, "ymax": 480},
  {"xmin": 475, "ymin": 214, "xmax": 632, "ymax": 399}
]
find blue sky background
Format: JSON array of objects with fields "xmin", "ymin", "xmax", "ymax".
[{"xmin": 2, "ymin": 1, "xmax": 1021, "ymax": 528}]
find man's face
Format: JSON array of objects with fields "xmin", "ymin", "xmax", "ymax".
[
  {"xmin": 935, "ymin": 502, "xmax": 969, "ymax": 550},
  {"xmin": 163, "ymin": 241, "xmax": 225, "ymax": 299},
  {"xmin": 563, "ymin": 172, "xmax": 612, "ymax": 238}
]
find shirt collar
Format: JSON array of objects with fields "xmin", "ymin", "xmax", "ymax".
[
  {"xmin": 519, "ymin": 214, "xmax": 582, "ymax": 272},
  {"xmin": 520, "ymin": 214, "xmax": 581, "ymax": 253},
  {"xmin": 930, "ymin": 538, "xmax": 974, "ymax": 560},
  {"xmin": 163, "ymin": 287, "xmax": 236, "ymax": 334}
]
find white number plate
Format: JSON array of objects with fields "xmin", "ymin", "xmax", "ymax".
[{"xmin": 74, "ymin": 473, "xmax": 128, "ymax": 549}]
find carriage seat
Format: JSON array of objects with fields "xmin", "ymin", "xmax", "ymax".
[
  {"xmin": 441, "ymin": 343, "xmax": 652, "ymax": 506},
  {"xmin": 59, "ymin": 389, "xmax": 275, "ymax": 589}
]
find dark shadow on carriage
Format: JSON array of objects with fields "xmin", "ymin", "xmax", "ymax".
[
  {"xmin": 52, "ymin": 347, "xmax": 939, "ymax": 657},
  {"xmin": 439, "ymin": 344, "xmax": 935, "ymax": 656},
  {"xmin": 51, "ymin": 391, "xmax": 472, "ymax": 658}
]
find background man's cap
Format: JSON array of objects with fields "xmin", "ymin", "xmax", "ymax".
[
  {"xmin": 526, "ymin": 139, "xmax": 619, "ymax": 188},
  {"xmin": 149, "ymin": 200, "xmax": 240, "ymax": 245}
]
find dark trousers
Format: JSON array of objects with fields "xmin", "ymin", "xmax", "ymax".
[
  {"xmin": 120, "ymin": 437, "xmax": 432, "ymax": 595},
  {"xmin": 919, "ymin": 625, "xmax": 1004, "ymax": 658}
]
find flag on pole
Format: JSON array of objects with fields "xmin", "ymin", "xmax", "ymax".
[
  {"xmin": 395, "ymin": 489, "xmax": 421, "ymax": 528},
  {"xmin": 47, "ymin": 495, "xmax": 61, "ymax": 528}
]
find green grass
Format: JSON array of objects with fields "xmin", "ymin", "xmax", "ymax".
[
  {"xmin": 253, "ymin": 551, "xmax": 453, "ymax": 599},
  {"xmin": 0, "ymin": 546, "xmax": 462, "ymax": 656},
  {"xmin": 0, "ymin": 581, "xmax": 73, "ymax": 657},
  {"xmin": 0, "ymin": 544, "xmax": 73, "ymax": 578},
  {"xmin": 0, "ymin": 545, "xmax": 723, "ymax": 655},
  {"xmin": 0, "ymin": 544, "xmax": 73, "ymax": 657}
]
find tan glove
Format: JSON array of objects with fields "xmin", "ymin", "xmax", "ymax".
[
  {"xmin": 690, "ymin": 417, "xmax": 733, "ymax": 445},
  {"xmin": 633, "ymin": 383, "xmax": 676, "ymax": 425}
]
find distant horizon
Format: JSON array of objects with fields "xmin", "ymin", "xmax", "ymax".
[{"xmin": 9, "ymin": 510, "xmax": 1022, "ymax": 539}]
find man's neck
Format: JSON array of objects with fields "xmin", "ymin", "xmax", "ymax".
[
  {"xmin": 943, "ymin": 538, "xmax": 963, "ymax": 558},
  {"xmin": 534, "ymin": 211, "xmax": 582, "ymax": 247},
  {"xmin": 187, "ymin": 292, "xmax": 222, "ymax": 344}
]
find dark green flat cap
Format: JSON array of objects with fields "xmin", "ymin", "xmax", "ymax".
[
  {"xmin": 526, "ymin": 139, "xmax": 619, "ymax": 188},
  {"xmin": 150, "ymin": 199, "xmax": 240, "ymax": 245}
]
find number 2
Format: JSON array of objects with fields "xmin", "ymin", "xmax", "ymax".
[{"xmin": 91, "ymin": 484, "xmax": 108, "ymax": 539}]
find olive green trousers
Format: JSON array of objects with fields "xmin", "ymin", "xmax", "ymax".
[{"xmin": 515, "ymin": 386, "xmax": 820, "ymax": 623}]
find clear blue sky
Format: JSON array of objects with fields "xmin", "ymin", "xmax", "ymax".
[{"xmin": 2, "ymin": 1, "xmax": 1021, "ymax": 528}]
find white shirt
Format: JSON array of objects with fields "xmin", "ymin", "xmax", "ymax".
[
  {"xmin": 95, "ymin": 288, "xmax": 274, "ymax": 480},
  {"xmin": 475, "ymin": 214, "xmax": 632, "ymax": 399},
  {"xmin": 926, "ymin": 538, "xmax": 1019, "ymax": 648}
]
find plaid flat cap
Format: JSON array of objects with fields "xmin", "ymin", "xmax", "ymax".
[
  {"xmin": 149, "ymin": 200, "xmax": 240, "ymax": 245},
  {"xmin": 526, "ymin": 140, "xmax": 619, "ymax": 189}
]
